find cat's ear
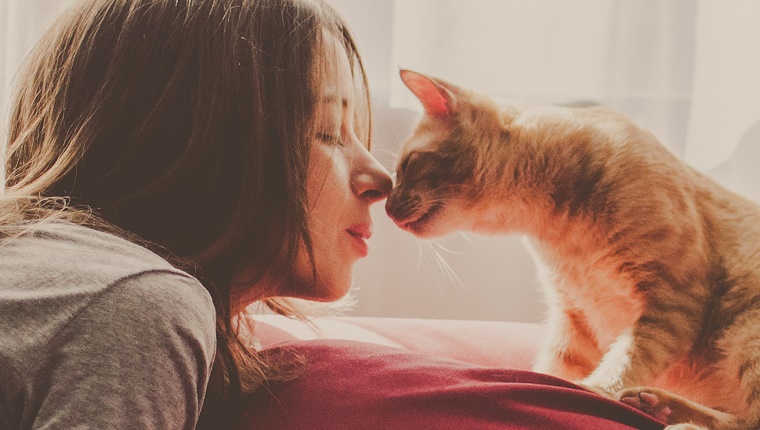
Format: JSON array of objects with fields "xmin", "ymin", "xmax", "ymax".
[{"xmin": 399, "ymin": 69, "xmax": 457, "ymax": 118}]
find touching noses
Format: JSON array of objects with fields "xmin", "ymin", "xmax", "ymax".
[{"xmin": 352, "ymin": 150, "xmax": 393, "ymax": 204}]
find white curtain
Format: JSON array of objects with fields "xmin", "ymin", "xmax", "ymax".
[
  {"xmin": 2, "ymin": 0, "xmax": 759, "ymax": 191},
  {"xmin": 390, "ymin": 0, "xmax": 760, "ymax": 174},
  {"xmin": 686, "ymin": 1, "xmax": 760, "ymax": 172}
]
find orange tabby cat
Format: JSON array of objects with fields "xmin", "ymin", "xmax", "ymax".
[{"xmin": 385, "ymin": 69, "xmax": 760, "ymax": 430}]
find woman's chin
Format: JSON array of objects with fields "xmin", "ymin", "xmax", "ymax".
[
  {"xmin": 318, "ymin": 279, "xmax": 354, "ymax": 302},
  {"xmin": 288, "ymin": 273, "xmax": 353, "ymax": 303}
]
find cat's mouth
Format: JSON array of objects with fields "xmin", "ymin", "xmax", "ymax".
[{"xmin": 399, "ymin": 202, "xmax": 442, "ymax": 233}]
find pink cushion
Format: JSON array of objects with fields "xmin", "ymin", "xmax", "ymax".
[
  {"xmin": 240, "ymin": 339, "xmax": 664, "ymax": 430},
  {"xmin": 253, "ymin": 315, "xmax": 544, "ymax": 370}
]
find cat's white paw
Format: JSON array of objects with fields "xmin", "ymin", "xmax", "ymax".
[
  {"xmin": 664, "ymin": 425, "xmax": 709, "ymax": 430},
  {"xmin": 616, "ymin": 386, "xmax": 736, "ymax": 430},
  {"xmin": 618, "ymin": 389, "xmax": 672, "ymax": 423}
]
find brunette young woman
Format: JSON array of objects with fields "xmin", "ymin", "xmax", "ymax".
[{"xmin": 1, "ymin": 0, "xmax": 390, "ymax": 428}]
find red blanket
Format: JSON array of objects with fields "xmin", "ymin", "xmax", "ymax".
[{"xmin": 242, "ymin": 339, "xmax": 665, "ymax": 430}]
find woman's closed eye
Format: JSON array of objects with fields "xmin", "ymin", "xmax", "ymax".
[{"xmin": 316, "ymin": 131, "xmax": 344, "ymax": 146}]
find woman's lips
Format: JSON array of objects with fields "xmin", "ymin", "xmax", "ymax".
[{"xmin": 347, "ymin": 224, "xmax": 372, "ymax": 257}]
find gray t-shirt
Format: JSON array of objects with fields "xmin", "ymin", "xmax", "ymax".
[{"xmin": 0, "ymin": 221, "xmax": 216, "ymax": 429}]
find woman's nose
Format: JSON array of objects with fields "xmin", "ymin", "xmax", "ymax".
[{"xmin": 352, "ymin": 150, "xmax": 393, "ymax": 204}]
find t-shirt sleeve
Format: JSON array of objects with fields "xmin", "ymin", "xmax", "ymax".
[{"xmin": 32, "ymin": 270, "xmax": 216, "ymax": 430}]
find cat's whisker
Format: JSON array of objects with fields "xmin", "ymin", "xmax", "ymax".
[
  {"xmin": 430, "ymin": 245, "xmax": 466, "ymax": 291},
  {"xmin": 414, "ymin": 240, "xmax": 426, "ymax": 270},
  {"xmin": 418, "ymin": 240, "xmax": 466, "ymax": 292},
  {"xmin": 417, "ymin": 242, "xmax": 446, "ymax": 296},
  {"xmin": 458, "ymin": 231, "xmax": 473, "ymax": 243},
  {"xmin": 432, "ymin": 240, "xmax": 468, "ymax": 256}
]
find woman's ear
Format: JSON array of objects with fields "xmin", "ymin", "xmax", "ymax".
[{"xmin": 399, "ymin": 69, "xmax": 457, "ymax": 118}]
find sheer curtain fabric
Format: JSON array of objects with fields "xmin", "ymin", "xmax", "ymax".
[{"xmin": 390, "ymin": 0, "xmax": 760, "ymax": 176}]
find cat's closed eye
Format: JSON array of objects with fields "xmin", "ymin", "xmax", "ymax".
[
  {"xmin": 396, "ymin": 151, "xmax": 465, "ymax": 197},
  {"xmin": 398, "ymin": 151, "xmax": 444, "ymax": 177},
  {"xmin": 398, "ymin": 152, "xmax": 420, "ymax": 176}
]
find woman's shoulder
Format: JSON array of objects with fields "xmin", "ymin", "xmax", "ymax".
[
  {"xmin": 0, "ymin": 220, "xmax": 216, "ymax": 430},
  {"xmin": 0, "ymin": 220, "xmax": 214, "ymax": 356},
  {"xmin": 13, "ymin": 219, "xmax": 175, "ymax": 263},
  {"xmin": 0, "ymin": 219, "xmax": 195, "ymax": 287}
]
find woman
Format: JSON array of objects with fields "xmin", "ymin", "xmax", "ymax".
[{"xmin": 1, "ymin": 0, "xmax": 391, "ymax": 428}]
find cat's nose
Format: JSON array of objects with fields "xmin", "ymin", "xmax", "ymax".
[
  {"xmin": 385, "ymin": 196, "xmax": 397, "ymax": 221},
  {"xmin": 384, "ymin": 191, "xmax": 407, "ymax": 223}
]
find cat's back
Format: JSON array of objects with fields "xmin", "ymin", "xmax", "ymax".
[
  {"xmin": 511, "ymin": 104, "xmax": 684, "ymax": 175},
  {"xmin": 693, "ymin": 168, "xmax": 760, "ymax": 293}
]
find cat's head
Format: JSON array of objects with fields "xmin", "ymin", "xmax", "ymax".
[{"xmin": 385, "ymin": 70, "xmax": 511, "ymax": 238}]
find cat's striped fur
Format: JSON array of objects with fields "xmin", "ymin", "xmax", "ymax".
[{"xmin": 385, "ymin": 70, "xmax": 760, "ymax": 430}]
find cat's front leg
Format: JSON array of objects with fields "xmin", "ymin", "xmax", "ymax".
[
  {"xmin": 532, "ymin": 306, "xmax": 602, "ymax": 381},
  {"xmin": 580, "ymin": 299, "xmax": 704, "ymax": 396}
]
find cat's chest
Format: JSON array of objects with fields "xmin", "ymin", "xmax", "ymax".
[{"xmin": 524, "ymin": 235, "xmax": 645, "ymax": 342}]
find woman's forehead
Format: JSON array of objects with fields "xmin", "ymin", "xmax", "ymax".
[{"xmin": 316, "ymin": 31, "xmax": 355, "ymax": 101}]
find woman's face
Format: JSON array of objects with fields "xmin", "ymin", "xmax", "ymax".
[{"xmin": 284, "ymin": 34, "xmax": 393, "ymax": 301}]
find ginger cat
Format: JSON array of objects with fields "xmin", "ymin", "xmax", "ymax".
[{"xmin": 385, "ymin": 69, "xmax": 760, "ymax": 430}]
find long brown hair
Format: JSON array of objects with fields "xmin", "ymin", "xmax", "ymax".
[{"xmin": 3, "ymin": 0, "xmax": 370, "ymax": 427}]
